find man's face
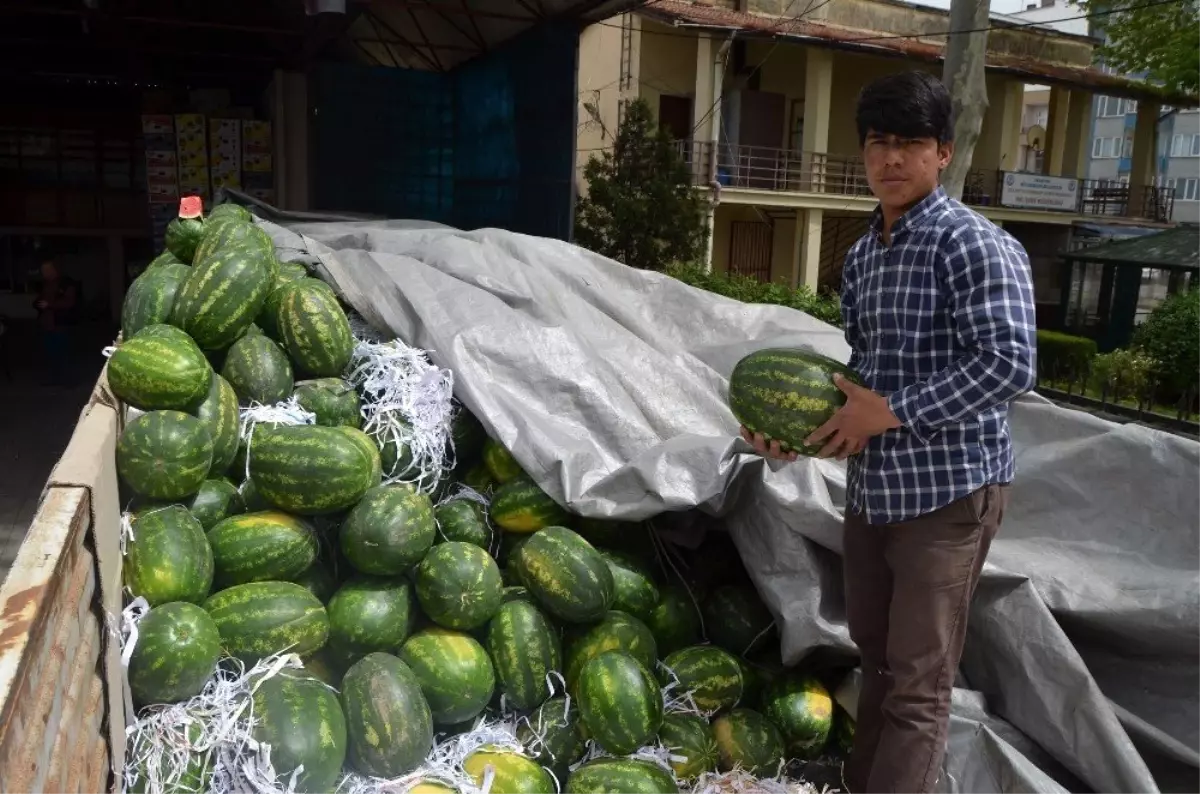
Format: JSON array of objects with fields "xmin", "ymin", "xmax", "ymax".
[{"xmin": 862, "ymin": 131, "xmax": 954, "ymax": 212}]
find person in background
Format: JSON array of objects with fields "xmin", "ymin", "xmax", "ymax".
[
  {"xmin": 742, "ymin": 71, "xmax": 1037, "ymax": 793},
  {"xmin": 33, "ymin": 255, "xmax": 78, "ymax": 387}
]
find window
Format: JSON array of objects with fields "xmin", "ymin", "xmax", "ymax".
[
  {"xmin": 1099, "ymin": 96, "xmax": 1128, "ymax": 117},
  {"xmin": 1182, "ymin": 178, "xmax": 1199, "ymax": 201},
  {"xmin": 1170, "ymin": 134, "xmax": 1200, "ymax": 157},
  {"xmin": 1092, "ymin": 136, "xmax": 1121, "ymax": 158},
  {"xmin": 1124, "ymin": 99, "xmax": 1138, "ymax": 115},
  {"xmin": 1193, "ymin": 134, "xmax": 1200, "ymax": 157},
  {"xmin": 1122, "ymin": 137, "xmax": 1133, "ymax": 158}
]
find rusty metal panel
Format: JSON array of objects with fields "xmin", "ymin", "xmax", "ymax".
[{"xmin": 729, "ymin": 220, "xmax": 773, "ymax": 283}]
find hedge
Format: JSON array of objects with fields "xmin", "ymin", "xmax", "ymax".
[
  {"xmin": 667, "ymin": 263, "xmax": 844, "ymax": 327},
  {"xmin": 1035, "ymin": 330, "xmax": 1097, "ymax": 388}
]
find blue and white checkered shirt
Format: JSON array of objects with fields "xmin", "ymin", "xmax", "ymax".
[{"xmin": 841, "ymin": 186, "xmax": 1037, "ymax": 525}]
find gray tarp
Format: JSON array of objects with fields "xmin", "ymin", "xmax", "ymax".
[{"xmin": 257, "ymin": 212, "xmax": 1199, "ymax": 794}]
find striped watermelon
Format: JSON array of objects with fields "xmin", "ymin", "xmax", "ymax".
[
  {"xmin": 516, "ymin": 696, "xmax": 585, "ymax": 778},
  {"xmin": 192, "ymin": 217, "xmax": 273, "ymax": 265},
  {"xmin": 434, "ymin": 498, "xmax": 491, "ymax": 549},
  {"xmin": 125, "ymin": 506, "xmax": 213, "ymax": 606},
  {"xmin": 144, "ymin": 249, "xmax": 185, "ymax": 273},
  {"xmin": 575, "ymin": 650, "xmax": 663, "ymax": 755},
  {"xmin": 415, "ymin": 542, "xmax": 503, "ymax": 630},
  {"xmin": 566, "ymin": 758, "xmax": 679, "ymax": 794},
  {"xmin": 221, "ymin": 332, "xmax": 294, "ymax": 406},
  {"xmin": 109, "ymin": 325, "xmax": 212, "ymax": 412},
  {"xmin": 207, "ymin": 511, "xmax": 319, "ymax": 588},
  {"xmin": 187, "ymin": 478, "xmax": 244, "ymax": 530},
  {"xmin": 259, "ymin": 277, "xmax": 333, "ymax": 341},
  {"xmin": 486, "ymin": 598, "xmax": 562, "ymax": 711},
  {"xmin": 658, "ymin": 713, "xmax": 719, "ymax": 781},
  {"xmin": 490, "ymin": 475, "xmax": 568, "ymax": 534},
  {"xmin": 293, "ymin": 378, "xmax": 361, "ymax": 428},
  {"xmin": 340, "ymin": 652, "xmax": 434, "ymax": 778},
  {"xmin": 251, "ymin": 671, "xmax": 347, "ymax": 793},
  {"xmin": 450, "ymin": 405, "xmax": 487, "ymax": 468},
  {"xmin": 275, "ymin": 260, "xmax": 309, "ymax": 282},
  {"xmin": 238, "ymin": 477, "xmax": 271, "ymax": 512},
  {"xmin": 702, "ymin": 585, "xmax": 776, "ymax": 657},
  {"xmin": 463, "ymin": 748, "xmax": 555, "ymax": 794},
  {"xmin": 563, "ymin": 610, "xmax": 657, "ymax": 694},
  {"xmin": 598, "ymin": 550, "xmax": 659, "ymax": 623},
  {"xmin": 121, "ymin": 262, "xmax": 191, "ymax": 340},
  {"xmin": 377, "ymin": 426, "xmax": 415, "ymax": 480},
  {"xmin": 208, "ymin": 203, "xmax": 253, "ymax": 224},
  {"xmin": 128, "ymin": 602, "xmax": 221, "ymax": 706},
  {"xmin": 461, "ymin": 463, "xmax": 495, "ymax": 493},
  {"xmin": 339, "ymin": 483, "xmax": 436, "ymax": 576},
  {"xmin": 290, "ymin": 563, "xmax": 337, "ymax": 604},
  {"xmin": 712, "ymin": 708, "xmax": 785, "ymax": 775},
  {"xmin": 644, "ymin": 585, "xmax": 702, "ymax": 657},
  {"xmin": 762, "ymin": 674, "xmax": 834, "ymax": 758},
  {"xmin": 172, "ymin": 241, "xmax": 276, "ymax": 351},
  {"xmin": 278, "ymin": 280, "xmax": 354, "ymax": 377},
  {"xmin": 118, "ymin": 411, "xmax": 214, "ymax": 500},
  {"xmin": 399, "ymin": 627, "xmax": 495, "ymax": 725},
  {"xmin": 327, "ymin": 576, "xmax": 418, "ymax": 656},
  {"xmin": 248, "ymin": 425, "xmax": 381, "ymax": 515},
  {"xmin": 193, "ymin": 374, "xmax": 240, "ymax": 477},
  {"xmin": 513, "ymin": 527, "xmax": 614, "ymax": 624},
  {"xmin": 203, "ymin": 581, "xmax": 329, "ymax": 662},
  {"xmin": 165, "ymin": 206, "xmax": 206, "ymax": 264},
  {"xmin": 502, "ymin": 585, "xmax": 532, "ymax": 603},
  {"xmin": 728, "ymin": 348, "xmax": 863, "ymax": 456},
  {"xmin": 659, "ymin": 646, "xmax": 744, "ymax": 715},
  {"xmin": 482, "ymin": 439, "xmax": 523, "ymax": 484}
]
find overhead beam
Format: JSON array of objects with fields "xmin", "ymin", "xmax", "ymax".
[
  {"xmin": 363, "ymin": 9, "xmax": 441, "ymax": 71},
  {"xmin": 374, "ymin": 0, "xmax": 535, "ymax": 22}
]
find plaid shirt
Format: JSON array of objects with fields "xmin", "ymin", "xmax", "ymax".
[{"xmin": 841, "ymin": 186, "xmax": 1037, "ymax": 525}]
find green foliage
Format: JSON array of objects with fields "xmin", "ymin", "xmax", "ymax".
[
  {"xmin": 1035, "ymin": 330, "xmax": 1098, "ymax": 386},
  {"xmin": 666, "ymin": 263, "xmax": 844, "ymax": 327},
  {"xmin": 1133, "ymin": 288, "xmax": 1199, "ymax": 397},
  {"xmin": 1088, "ymin": 0, "xmax": 1199, "ymax": 96},
  {"xmin": 1090, "ymin": 348, "xmax": 1158, "ymax": 407},
  {"xmin": 575, "ymin": 98, "xmax": 709, "ymax": 271}
]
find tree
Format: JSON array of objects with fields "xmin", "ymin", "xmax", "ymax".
[
  {"xmin": 940, "ymin": 0, "xmax": 991, "ymax": 200},
  {"xmin": 1132, "ymin": 287, "xmax": 1199, "ymax": 416},
  {"xmin": 574, "ymin": 98, "xmax": 709, "ymax": 270},
  {"xmin": 1089, "ymin": 0, "xmax": 1199, "ymax": 96}
]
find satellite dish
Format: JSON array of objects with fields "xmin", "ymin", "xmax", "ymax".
[{"xmin": 1027, "ymin": 124, "xmax": 1046, "ymax": 149}]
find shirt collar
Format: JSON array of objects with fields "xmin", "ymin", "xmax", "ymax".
[{"xmin": 869, "ymin": 185, "xmax": 949, "ymax": 239}]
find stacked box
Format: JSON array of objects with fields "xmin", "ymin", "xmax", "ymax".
[
  {"xmin": 241, "ymin": 120, "xmax": 275, "ymax": 203},
  {"xmin": 209, "ymin": 118, "xmax": 241, "ymax": 198},
  {"xmin": 141, "ymin": 115, "xmax": 178, "ymax": 248},
  {"xmin": 175, "ymin": 113, "xmax": 210, "ymax": 203}
]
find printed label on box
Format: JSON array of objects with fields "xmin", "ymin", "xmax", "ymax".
[{"xmin": 141, "ymin": 115, "xmax": 174, "ymax": 135}]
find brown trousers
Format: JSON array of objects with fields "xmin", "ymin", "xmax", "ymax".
[{"xmin": 842, "ymin": 484, "xmax": 1007, "ymax": 794}]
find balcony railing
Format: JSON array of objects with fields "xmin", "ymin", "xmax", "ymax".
[{"xmin": 676, "ymin": 140, "xmax": 1176, "ymax": 223}]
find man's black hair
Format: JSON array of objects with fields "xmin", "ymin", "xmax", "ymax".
[{"xmin": 855, "ymin": 71, "xmax": 956, "ymax": 147}]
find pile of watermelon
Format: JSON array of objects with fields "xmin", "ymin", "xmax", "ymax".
[{"xmin": 111, "ymin": 199, "xmax": 855, "ymax": 794}]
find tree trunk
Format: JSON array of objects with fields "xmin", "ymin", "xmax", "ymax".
[{"xmin": 941, "ymin": 0, "xmax": 991, "ymax": 200}]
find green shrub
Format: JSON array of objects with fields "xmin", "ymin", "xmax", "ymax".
[
  {"xmin": 1090, "ymin": 348, "xmax": 1158, "ymax": 409},
  {"xmin": 1035, "ymin": 330, "xmax": 1097, "ymax": 387},
  {"xmin": 1132, "ymin": 288, "xmax": 1199, "ymax": 403},
  {"xmin": 667, "ymin": 263, "xmax": 844, "ymax": 327}
]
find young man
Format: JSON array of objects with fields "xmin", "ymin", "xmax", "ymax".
[{"xmin": 742, "ymin": 71, "xmax": 1037, "ymax": 792}]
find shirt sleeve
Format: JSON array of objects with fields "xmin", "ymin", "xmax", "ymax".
[
  {"xmin": 886, "ymin": 224, "xmax": 1037, "ymax": 444},
  {"xmin": 840, "ymin": 246, "xmax": 862, "ymax": 373}
]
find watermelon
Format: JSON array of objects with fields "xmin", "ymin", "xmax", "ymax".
[
  {"xmin": 208, "ymin": 203, "xmax": 253, "ymax": 224},
  {"xmin": 513, "ymin": 527, "xmax": 614, "ymax": 624},
  {"xmin": 502, "ymin": 585, "xmax": 532, "ymax": 603},
  {"xmin": 172, "ymin": 241, "xmax": 276, "ymax": 350},
  {"xmin": 251, "ymin": 672, "xmax": 347, "ymax": 793},
  {"xmin": 207, "ymin": 511, "xmax": 319, "ymax": 588},
  {"xmin": 339, "ymin": 483, "xmax": 436, "ymax": 576},
  {"xmin": 377, "ymin": 426, "xmax": 415, "ymax": 479},
  {"xmin": 486, "ymin": 599, "xmax": 562, "ymax": 711},
  {"xmin": 659, "ymin": 646, "xmax": 743, "ymax": 715},
  {"xmin": 399, "ymin": 627, "xmax": 495, "ymax": 725},
  {"xmin": 327, "ymin": 575, "xmax": 418, "ymax": 655},
  {"xmin": 406, "ymin": 783, "xmax": 455, "ymax": 794},
  {"xmin": 294, "ymin": 378, "xmax": 361, "ymax": 428},
  {"xmin": 203, "ymin": 581, "xmax": 329, "ymax": 662},
  {"xmin": 516, "ymin": 696, "xmax": 585, "ymax": 778},
  {"xmin": 259, "ymin": 277, "xmax": 332, "ymax": 341},
  {"xmin": 187, "ymin": 478, "xmax": 244, "ymax": 530},
  {"xmin": 575, "ymin": 650, "xmax": 663, "ymax": 755},
  {"xmin": 192, "ymin": 217, "xmax": 273, "ymax": 265},
  {"xmin": 434, "ymin": 498, "xmax": 491, "ymax": 549},
  {"xmin": 121, "ymin": 262, "xmax": 191, "ymax": 340},
  {"xmin": 165, "ymin": 199, "xmax": 206, "ymax": 263},
  {"xmin": 566, "ymin": 758, "xmax": 679, "ymax": 794},
  {"xmin": 124, "ymin": 506, "xmax": 214, "ymax": 607},
  {"xmin": 462, "ymin": 463, "xmax": 495, "ymax": 493},
  {"xmin": 482, "ymin": 439, "xmax": 523, "ymax": 484},
  {"xmin": 128, "ymin": 602, "xmax": 221, "ymax": 706},
  {"xmin": 712, "ymin": 708, "xmax": 785, "ymax": 775},
  {"xmin": 490, "ymin": 475, "xmax": 568, "ymax": 534},
  {"xmin": 145, "ymin": 249, "xmax": 185, "ymax": 273},
  {"xmin": 108, "ymin": 325, "xmax": 212, "ymax": 412},
  {"xmin": 239, "ymin": 477, "xmax": 271, "ymax": 512},
  {"xmin": 644, "ymin": 585, "xmax": 702, "ymax": 658},
  {"xmin": 290, "ymin": 563, "xmax": 338, "ymax": 604},
  {"xmin": 221, "ymin": 332, "xmax": 294, "ymax": 406},
  {"xmin": 278, "ymin": 280, "xmax": 354, "ymax": 377},
  {"xmin": 563, "ymin": 611, "xmax": 657, "ymax": 693},
  {"xmin": 248, "ymin": 425, "xmax": 380, "ymax": 514},
  {"xmin": 702, "ymin": 585, "xmax": 776, "ymax": 657},
  {"xmin": 415, "ymin": 542, "xmax": 503, "ymax": 630},
  {"xmin": 118, "ymin": 411, "xmax": 214, "ymax": 501},
  {"xmin": 763, "ymin": 674, "xmax": 834, "ymax": 758},
  {"xmin": 276, "ymin": 260, "xmax": 309, "ymax": 282},
  {"xmin": 450, "ymin": 405, "xmax": 487, "ymax": 466},
  {"xmin": 658, "ymin": 713, "xmax": 719, "ymax": 781},
  {"xmin": 832, "ymin": 703, "xmax": 855, "ymax": 755},
  {"xmin": 340, "ymin": 652, "xmax": 433, "ymax": 778},
  {"xmin": 462, "ymin": 748, "xmax": 555, "ymax": 794},
  {"xmin": 497, "ymin": 532, "xmax": 532, "ymax": 568},
  {"xmin": 193, "ymin": 374, "xmax": 240, "ymax": 476},
  {"xmin": 728, "ymin": 348, "xmax": 863, "ymax": 456},
  {"xmin": 598, "ymin": 550, "xmax": 659, "ymax": 623}
]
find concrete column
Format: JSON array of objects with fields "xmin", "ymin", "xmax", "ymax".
[
  {"xmin": 997, "ymin": 81, "xmax": 1025, "ymax": 174},
  {"xmin": 1128, "ymin": 100, "xmax": 1161, "ymax": 217},
  {"xmin": 792, "ymin": 208, "xmax": 823, "ymax": 290},
  {"xmin": 1044, "ymin": 86, "xmax": 1071, "ymax": 175},
  {"xmin": 702, "ymin": 205, "xmax": 716, "ymax": 273},
  {"xmin": 107, "ymin": 235, "xmax": 125, "ymax": 324},
  {"xmin": 801, "ymin": 48, "xmax": 833, "ymax": 191},
  {"xmin": 1061, "ymin": 90, "xmax": 1092, "ymax": 178}
]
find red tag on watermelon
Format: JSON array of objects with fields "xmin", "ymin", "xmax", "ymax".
[{"xmin": 179, "ymin": 195, "xmax": 203, "ymax": 219}]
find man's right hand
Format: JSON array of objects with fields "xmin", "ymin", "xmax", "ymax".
[{"xmin": 740, "ymin": 426, "xmax": 798, "ymax": 462}]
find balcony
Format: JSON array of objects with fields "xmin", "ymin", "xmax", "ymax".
[{"xmin": 676, "ymin": 141, "xmax": 1176, "ymax": 223}]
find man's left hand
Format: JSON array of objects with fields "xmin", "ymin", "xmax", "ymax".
[{"xmin": 806, "ymin": 374, "xmax": 902, "ymax": 459}]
